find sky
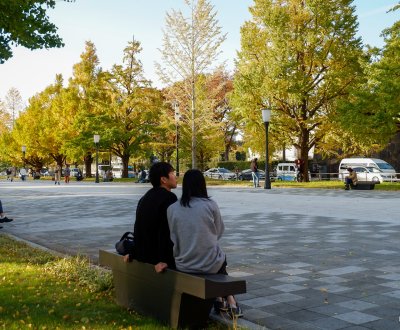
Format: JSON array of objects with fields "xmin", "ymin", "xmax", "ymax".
[{"xmin": 0, "ymin": 0, "xmax": 398, "ymax": 105}]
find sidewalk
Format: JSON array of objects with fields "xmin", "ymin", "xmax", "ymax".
[{"xmin": 1, "ymin": 181, "xmax": 399, "ymax": 329}]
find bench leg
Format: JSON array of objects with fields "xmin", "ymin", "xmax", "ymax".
[
  {"xmin": 111, "ymin": 269, "xmax": 214, "ymax": 329},
  {"xmin": 176, "ymin": 293, "xmax": 214, "ymax": 329}
]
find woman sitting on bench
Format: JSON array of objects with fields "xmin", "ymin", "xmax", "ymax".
[
  {"xmin": 345, "ymin": 167, "xmax": 358, "ymax": 190},
  {"xmin": 167, "ymin": 169, "xmax": 243, "ymax": 318}
]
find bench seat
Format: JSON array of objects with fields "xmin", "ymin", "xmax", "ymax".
[
  {"xmin": 352, "ymin": 181, "xmax": 378, "ymax": 190},
  {"xmin": 99, "ymin": 249, "xmax": 246, "ymax": 329}
]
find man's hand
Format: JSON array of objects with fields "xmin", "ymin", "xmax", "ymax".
[
  {"xmin": 123, "ymin": 254, "xmax": 131, "ymax": 263},
  {"xmin": 154, "ymin": 262, "xmax": 168, "ymax": 273}
]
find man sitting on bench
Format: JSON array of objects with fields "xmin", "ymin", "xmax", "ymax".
[
  {"xmin": 345, "ymin": 167, "xmax": 358, "ymax": 190},
  {"xmin": 124, "ymin": 162, "xmax": 178, "ymax": 273}
]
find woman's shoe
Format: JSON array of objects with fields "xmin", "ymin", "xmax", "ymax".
[
  {"xmin": 228, "ymin": 304, "xmax": 243, "ymax": 318},
  {"xmin": 213, "ymin": 299, "xmax": 228, "ymax": 313}
]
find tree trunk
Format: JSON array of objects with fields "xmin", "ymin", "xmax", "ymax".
[
  {"xmin": 300, "ymin": 128, "xmax": 310, "ymax": 182},
  {"xmin": 191, "ymin": 79, "xmax": 196, "ymax": 169},
  {"xmin": 122, "ymin": 154, "xmax": 130, "ymax": 178},
  {"xmin": 224, "ymin": 144, "xmax": 230, "ymax": 161},
  {"xmin": 224, "ymin": 126, "xmax": 237, "ymax": 162},
  {"xmin": 282, "ymin": 143, "xmax": 286, "ymax": 161},
  {"xmin": 84, "ymin": 152, "xmax": 93, "ymax": 177}
]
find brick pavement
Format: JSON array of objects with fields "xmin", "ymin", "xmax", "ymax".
[{"xmin": 1, "ymin": 181, "xmax": 399, "ymax": 329}]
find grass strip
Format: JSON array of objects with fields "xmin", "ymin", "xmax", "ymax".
[
  {"xmin": 204, "ymin": 178, "xmax": 400, "ymax": 190},
  {"xmin": 0, "ymin": 235, "xmax": 228, "ymax": 330}
]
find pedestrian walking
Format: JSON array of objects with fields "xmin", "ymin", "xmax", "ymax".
[
  {"xmin": 20, "ymin": 167, "xmax": 27, "ymax": 181},
  {"xmin": 64, "ymin": 164, "xmax": 71, "ymax": 184},
  {"xmin": 250, "ymin": 158, "xmax": 260, "ymax": 188},
  {"xmin": 6, "ymin": 168, "xmax": 12, "ymax": 181},
  {"xmin": 54, "ymin": 165, "xmax": 61, "ymax": 185}
]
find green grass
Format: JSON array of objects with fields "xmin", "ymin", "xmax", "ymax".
[
  {"xmin": 0, "ymin": 235, "xmax": 229, "ymax": 330},
  {"xmin": 2, "ymin": 175, "xmax": 398, "ymax": 190},
  {"xmin": 204, "ymin": 178, "xmax": 400, "ymax": 191}
]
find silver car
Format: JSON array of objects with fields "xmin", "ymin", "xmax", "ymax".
[
  {"xmin": 350, "ymin": 166, "xmax": 391, "ymax": 183},
  {"xmin": 203, "ymin": 168, "xmax": 236, "ymax": 180}
]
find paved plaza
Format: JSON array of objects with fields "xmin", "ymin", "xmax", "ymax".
[{"xmin": 1, "ymin": 180, "xmax": 400, "ymax": 329}]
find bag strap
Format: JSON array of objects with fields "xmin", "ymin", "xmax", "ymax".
[{"xmin": 120, "ymin": 231, "xmax": 134, "ymax": 240}]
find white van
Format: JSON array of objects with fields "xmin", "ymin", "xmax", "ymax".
[
  {"xmin": 111, "ymin": 165, "xmax": 136, "ymax": 179},
  {"xmin": 98, "ymin": 164, "xmax": 111, "ymax": 178},
  {"xmin": 338, "ymin": 158, "xmax": 396, "ymax": 182},
  {"xmin": 111, "ymin": 166, "xmax": 123, "ymax": 179},
  {"xmin": 276, "ymin": 162, "xmax": 311, "ymax": 181},
  {"xmin": 276, "ymin": 163, "xmax": 297, "ymax": 181}
]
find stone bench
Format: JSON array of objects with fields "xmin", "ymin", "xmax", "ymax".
[
  {"xmin": 350, "ymin": 181, "xmax": 379, "ymax": 190},
  {"xmin": 99, "ymin": 249, "xmax": 246, "ymax": 329}
]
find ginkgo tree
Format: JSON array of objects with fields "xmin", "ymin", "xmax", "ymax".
[
  {"xmin": 6, "ymin": 76, "xmax": 67, "ymax": 171},
  {"xmin": 161, "ymin": 70, "xmax": 234, "ymax": 171},
  {"xmin": 98, "ymin": 39, "xmax": 165, "ymax": 177},
  {"xmin": 65, "ymin": 41, "xmax": 107, "ymax": 177},
  {"xmin": 156, "ymin": 0, "xmax": 226, "ymax": 169},
  {"xmin": 234, "ymin": 0, "xmax": 366, "ymax": 180}
]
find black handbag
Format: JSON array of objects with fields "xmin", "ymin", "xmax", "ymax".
[{"xmin": 115, "ymin": 232, "xmax": 135, "ymax": 255}]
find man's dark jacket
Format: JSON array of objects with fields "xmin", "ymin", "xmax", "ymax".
[{"xmin": 133, "ymin": 187, "xmax": 177, "ymax": 268}]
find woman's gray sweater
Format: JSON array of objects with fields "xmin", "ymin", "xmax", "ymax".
[{"xmin": 167, "ymin": 197, "xmax": 225, "ymax": 274}]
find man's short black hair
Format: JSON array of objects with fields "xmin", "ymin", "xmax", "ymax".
[{"xmin": 149, "ymin": 162, "xmax": 174, "ymax": 187}]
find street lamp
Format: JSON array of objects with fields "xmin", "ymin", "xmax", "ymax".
[
  {"xmin": 261, "ymin": 108, "xmax": 271, "ymax": 189},
  {"xmin": 21, "ymin": 145, "xmax": 26, "ymax": 168},
  {"xmin": 173, "ymin": 101, "xmax": 180, "ymax": 177},
  {"xmin": 94, "ymin": 134, "xmax": 100, "ymax": 183}
]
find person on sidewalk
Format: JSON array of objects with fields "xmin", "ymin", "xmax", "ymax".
[
  {"xmin": 137, "ymin": 168, "xmax": 147, "ymax": 183},
  {"xmin": 345, "ymin": 167, "xmax": 358, "ymax": 190},
  {"xmin": 250, "ymin": 158, "xmax": 260, "ymax": 187},
  {"xmin": 124, "ymin": 162, "xmax": 178, "ymax": 273},
  {"xmin": 54, "ymin": 165, "xmax": 61, "ymax": 185},
  {"xmin": 167, "ymin": 169, "xmax": 243, "ymax": 318},
  {"xmin": 6, "ymin": 168, "xmax": 12, "ymax": 181},
  {"xmin": 64, "ymin": 164, "xmax": 71, "ymax": 184},
  {"xmin": 10, "ymin": 167, "xmax": 15, "ymax": 182},
  {"xmin": 0, "ymin": 199, "xmax": 14, "ymax": 229},
  {"xmin": 20, "ymin": 167, "xmax": 27, "ymax": 181}
]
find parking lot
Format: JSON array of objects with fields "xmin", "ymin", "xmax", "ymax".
[{"xmin": 1, "ymin": 181, "xmax": 399, "ymax": 329}]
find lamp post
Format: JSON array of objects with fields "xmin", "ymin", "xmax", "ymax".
[
  {"xmin": 261, "ymin": 108, "xmax": 271, "ymax": 189},
  {"xmin": 21, "ymin": 145, "xmax": 26, "ymax": 168},
  {"xmin": 94, "ymin": 134, "xmax": 100, "ymax": 183},
  {"xmin": 173, "ymin": 101, "xmax": 180, "ymax": 177}
]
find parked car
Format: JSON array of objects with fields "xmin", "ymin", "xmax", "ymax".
[
  {"xmin": 238, "ymin": 169, "xmax": 276, "ymax": 182},
  {"xmin": 70, "ymin": 168, "xmax": 81, "ymax": 177},
  {"xmin": 40, "ymin": 168, "xmax": 50, "ymax": 176},
  {"xmin": 341, "ymin": 166, "xmax": 390, "ymax": 183},
  {"xmin": 238, "ymin": 169, "xmax": 266, "ymax": 181},
  {"xmin": 127, "ymin": 166, "xmax": 135, "ymax": 178},
  {"xmin": 203, "ymin": 168, "xmax": 236, "ymax": 180}
]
